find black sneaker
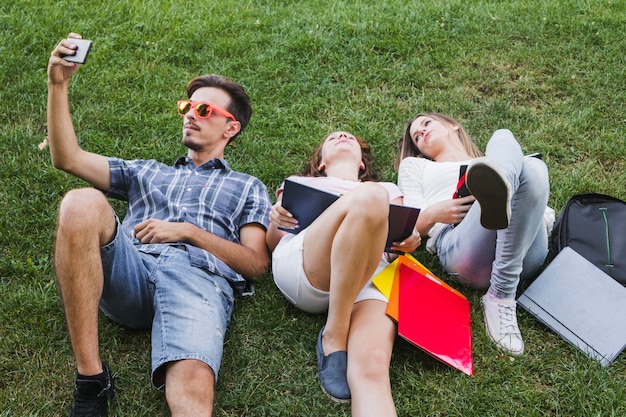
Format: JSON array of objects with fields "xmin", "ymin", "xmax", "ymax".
[
  {"xmin": 69, "ymin": 362, "xmax": 115, "ymax": 417},
  {"xmin": 466, "ymin": 157, "xmax": 511, "ymax": 230}
]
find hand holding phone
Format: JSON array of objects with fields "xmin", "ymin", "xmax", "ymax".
[
  {"xmin": 453, "ymin": 165, "xmax": 471, "ymax": 199},
  {"xmin": 61, "ymin": 39, "xmax": 92, "ymax": 64}
]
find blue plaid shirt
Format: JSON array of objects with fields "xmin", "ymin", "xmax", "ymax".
[{"xmin": 105, "ymin": 155, "xmax": 271, "ymax": 295}]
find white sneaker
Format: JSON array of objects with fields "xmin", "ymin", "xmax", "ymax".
[
  {"xmin": 466, "ymin": 157, "xmax": 511, "ymax": 230},
  {"xmin": 481, "ymin": 293, "xmax": 524, "ymax": 355}
]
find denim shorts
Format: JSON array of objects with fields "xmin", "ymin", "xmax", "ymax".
[{"xmin": 99, "ymin": 218, "xmax": 235, "ymax": 390}]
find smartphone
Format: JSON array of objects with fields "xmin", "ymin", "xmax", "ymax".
[
  {"xmin": 451, "ymin": 164, "xmax": 471, "ymax": 228},
  {"xmin": 61, "ymin": 39, "xmax": 92, "ymax": 64},
  {"xmin": 453, "ymin": 165, "xmax": 471, "ymax": 199}
]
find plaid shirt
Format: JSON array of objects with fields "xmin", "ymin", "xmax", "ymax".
[{"xmin": 105, "ymin": 156, "xmax": 271, "ymax": 295}]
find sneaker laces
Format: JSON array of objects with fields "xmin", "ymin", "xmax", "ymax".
[{"xmin": 497, "ymin": 302, "xmax": 521, "ymax": 337}]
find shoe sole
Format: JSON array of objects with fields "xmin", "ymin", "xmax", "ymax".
[
  {"xmin": 318, "ymin": 379, "xmax": 352, "ymax": 404},
  {"xmin": 466, "ymin": 161, "xmax": 510, "ymax": 230}
]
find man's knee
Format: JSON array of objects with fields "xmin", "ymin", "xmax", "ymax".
[
  {"xmin": 58, "ymin": 188, "xmax": 112, "ymax": 228},
  {"xmin": 165, "ymin": 359, "xmax": 215, "ymax": 414},
  {"xmin": 166, "ymin": 359, "xmax": 215, "ymax": 386},
  {"xmin": 56, "ymin": 188, "xmax": 116, "ymax": 247},
  {"xmin": 59, "ymin": 188, "xmax": 108, "ymax": 216}
]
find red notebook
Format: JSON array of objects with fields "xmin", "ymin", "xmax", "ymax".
[{"xmin": 397, "ymin": 263, "xmax": 474, "ymax": 376}]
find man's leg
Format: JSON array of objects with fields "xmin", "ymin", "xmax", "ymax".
[
  {"xmin": 165, "ymin": 360, "xmax": 215, "ymax": 417},
  {"xmin": 149, "ymin": 248, "xmax": 234, "ymax": 416},
  {"xmin": 55, "ymin": 188, "xmax": 117, "ymax": 375}
]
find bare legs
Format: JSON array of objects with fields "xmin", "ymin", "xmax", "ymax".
[
  {"xmin": 302, "ymin": 182, "xmax": 389, "ymax": 355},
  {"xmin": 56, "ymin": 188, "xmax": 217, "ymax": 414},
  {"xmin": 55, "ymin": 188, "xmax": 116, "ymax": 377},
  {"xmin": 165, "ymin": 360, "xmax": 215, "ymax": 417},
  {"xmin": 348, "ymin": 300, "xmax": 397, "ymax": 417}
]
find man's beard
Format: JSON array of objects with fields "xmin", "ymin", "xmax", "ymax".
[{"xmin": 182, "ymin": 135, "xmax": 202, "ymax": 151}]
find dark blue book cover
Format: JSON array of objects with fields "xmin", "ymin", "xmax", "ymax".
[{"xmin": 280, "ymin": 178, "xmax": 420, "ymax": 253}]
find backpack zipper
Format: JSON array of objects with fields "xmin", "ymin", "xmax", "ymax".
[{"xmin": 600, "ymin": 207, "xmax": 615, "ymax": 269}]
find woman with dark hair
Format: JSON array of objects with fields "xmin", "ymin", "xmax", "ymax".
[
  {"xmin": 396, "ymin": 113, "xmax": 552, "ymax": 356},
  {"xmin": 267, "ymin": 131, "xmax": 420, "ymax": 416}
]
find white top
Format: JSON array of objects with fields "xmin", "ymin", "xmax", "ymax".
[
  {"xmin": 397, "ymin": 157, "xmax": 470, "ymax": 253},
  {"xmin": 398, "ymin": 156, "xmax": 556, "ymax": 253}
]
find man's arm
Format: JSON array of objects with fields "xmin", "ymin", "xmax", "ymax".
[
  {"xmin": 47, "ymin": 33, "xmax": 111, "ymax": 190},
  {"xmin": 229, "ymin": 223, "xmax": 270, "ymax": 280},
  {"xmin": 134, "ymin": 219, "xmax": 270, "ymax": 281}
]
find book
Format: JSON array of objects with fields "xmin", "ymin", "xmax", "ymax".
[
  {"xmin": 396, "ymin": 262, "xmax": 474, "ymax": 376},
  {"xmin": 373, "ymin": 253, "xmax": 462, "ymax": 321},
  {"xmin": 372, "ymin": 255, "xmax": 474, "ymax": 375},
  {"xmin": 517, "ymin": 246, "xmax": 626, "ymax": 366},
  {"xmin": 279, "ymin": 178, "xmax": 420, "ymax": 253}
]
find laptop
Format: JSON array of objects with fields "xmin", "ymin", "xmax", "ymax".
[{"xmin": 517, "ymin": 246, "xmax": 626, "ymax": 366}]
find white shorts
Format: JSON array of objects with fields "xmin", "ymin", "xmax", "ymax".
[{"xmin": 272, "ymin": 229, "xmax": 388, "ymax": 314}]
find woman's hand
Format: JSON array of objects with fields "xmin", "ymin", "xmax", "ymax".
[
  {"xmin": 432, "ymin": 196, "xmax": 475, "ymax": 225},
  {"xmin": 269, "ymin": 201, "xmax": 299, "ymax": 230},
  {"xmin": 389, "ymin": 229, "xmax": 422, "ymax": 254},
  {"xmin": 414, "ymin": 196, "xmax": 476, "ymax": 236}
]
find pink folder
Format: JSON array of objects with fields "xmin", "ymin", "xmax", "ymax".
[{"xmin": 397, "ymin": 263, "xmax": 474, "ymax": 376}]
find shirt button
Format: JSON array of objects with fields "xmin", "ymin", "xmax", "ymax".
[{"xmin": 187, "ymin": 188, "xmax": 192, "ymax": 192}]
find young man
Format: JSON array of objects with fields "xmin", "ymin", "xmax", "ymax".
[{"xmin": 47, "ymin": 33, "xmax": 271, "ymax": 417}]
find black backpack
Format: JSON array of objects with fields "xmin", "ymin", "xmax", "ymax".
[{"xmin": 551, "ymin": 193, "xmax": 626, "ymax": 285}]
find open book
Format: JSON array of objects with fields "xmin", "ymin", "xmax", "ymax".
[{"xmin": 279, "ymin": 178, "xmax": 420, "ymax": 253}]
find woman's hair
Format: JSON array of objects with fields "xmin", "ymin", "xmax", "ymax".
[
  {"xmin": 394, "ymin": 112, "xmax": 482, "ymax": 170},
  {"xmin": 186, "ymin": 74, "xmax": 252, "ymax": 142},
  {"xmin": 300, "ymin": 134, "xmax": 381, "ymax": 182}
]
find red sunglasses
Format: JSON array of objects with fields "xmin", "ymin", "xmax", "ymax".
[{"xmin": 177, "ymin": 100, "xmax": 236, "ymax": 122}]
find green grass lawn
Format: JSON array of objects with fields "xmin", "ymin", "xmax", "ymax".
[{"xmin": 1, "ymin": 0, "xmax": 625, "ymax": 415}]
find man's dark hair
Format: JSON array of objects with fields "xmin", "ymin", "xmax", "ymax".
[{"xmin": 186, "ymin": 74, "xmax": 252, "ymax": 141}]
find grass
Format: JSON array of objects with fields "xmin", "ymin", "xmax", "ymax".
[{"xmin": 1, "ymin": 0, "xmax": 626, "ymax": 415}]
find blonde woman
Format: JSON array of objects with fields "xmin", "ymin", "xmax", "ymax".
[{"xmin": 396, "ymin": 113, "xmax": 551, "ymax": 355}]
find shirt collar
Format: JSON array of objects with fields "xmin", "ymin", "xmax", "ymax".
[{"xmin": 174, "ymin": 156, "xmax": 230, "ymax": 170}]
